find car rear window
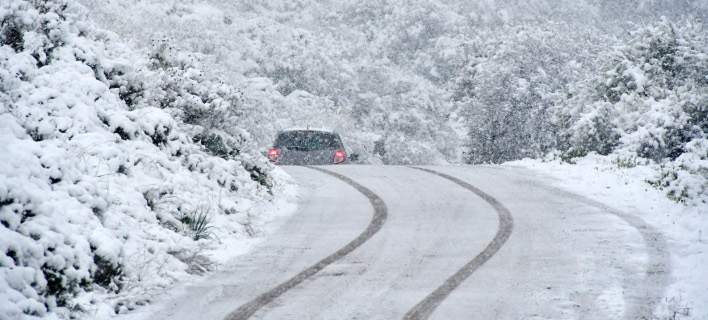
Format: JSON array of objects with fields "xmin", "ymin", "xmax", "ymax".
[{"xmin": 275, "ymin": 131, "xmax": 342, "ymax": 151}]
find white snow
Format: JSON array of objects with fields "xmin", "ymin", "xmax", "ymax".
[
  {"xmin": 511, "ymin": 155, "xmax": 708, "ymax": 319},
  {"xmin": 2, "ymin": 0, "xmax": 706, "ymax": 319},
  {"xmin": 0, "ymin": 1, "xmax": 297, "ymax": 319}
]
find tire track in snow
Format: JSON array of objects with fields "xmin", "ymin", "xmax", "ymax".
[
  {"xmin": 403, "ymin": 167, "xmax": 514, "ymax": 320},
  {"xmin": 527, "ymin": 181, "xmax": 671, "ymax": 320},
  {"xmin": 224, "ymin": 166, "xmax": 388, "ymax": 320}
]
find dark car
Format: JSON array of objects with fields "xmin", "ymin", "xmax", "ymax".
[{"xmin": 267, "ymin": 129, "xmax": 348, "ymax": 165}]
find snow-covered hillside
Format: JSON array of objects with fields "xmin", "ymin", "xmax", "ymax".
[
  {"xmin": 76, "ymin": 0, "xmax": 707, "ymax": 204},
  {"xmin": 2, "ymin": 0, "xmax": 707, "ymax": 319},
  {"xmin": 1, "ymin": 1, "xmax": 294, "ymax": 319}
]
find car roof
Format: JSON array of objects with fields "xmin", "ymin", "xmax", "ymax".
[{"xmin": 279, "ymin": 127, "xmax": 337, "ymax": 134}]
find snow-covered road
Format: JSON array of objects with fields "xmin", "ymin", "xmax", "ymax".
[{"xmin": 123, "ymin": 165, "xmax": 670, "ymax": 320}]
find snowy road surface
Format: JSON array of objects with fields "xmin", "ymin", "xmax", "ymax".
[{"xmin": 122, "ymin": 165, "xmax": 670, "ymax": 320}]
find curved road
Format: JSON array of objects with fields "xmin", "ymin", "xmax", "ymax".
[{"xmin": 126, "ymin": 165, "xmax": 670, "ymax": 320}]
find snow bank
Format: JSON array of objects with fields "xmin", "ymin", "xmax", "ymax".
[{"xmin": 0, "ymin": 1, "xmax": 292, "ymax": 318}]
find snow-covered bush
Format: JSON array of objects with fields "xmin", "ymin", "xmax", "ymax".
[
  {"xmin": 139, "ymin": 41, "xmax": 277, "ymax": 189},
  {"xmin": 563, "ymin": 101, "xmax": 621, "ymax": 159},
  {"xmin": 0, "ymin": 0, "xmax": 282, "ymax": 318},
  {"xmin": 650, "ymin": 139, "xmax": 708, "ymax": 203},
  {"xmin": 450, "ymin": 22, "xmax": 599, "ymax": 164},
  {"xmin": 566, "ymin": 20, "xmax": 707, "ymax": 157},
  {"xmin": 559, "ymin": 19, "xmax": 708, "ymax": 203}
]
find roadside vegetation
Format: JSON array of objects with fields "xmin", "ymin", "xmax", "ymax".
[
  {"xmin": 81, "ymin": 0, "xmax": 707, "ymax": 204},
  {"xmin": 1, "ymin": 0, "xmax": 284, "ymax": 318}
]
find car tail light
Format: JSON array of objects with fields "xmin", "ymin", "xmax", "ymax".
[
  {"xmin": 267, "ymin": 148, "xmax": 281, "ymax": 162},
  {"xmin": 333, "ymin": 150, "xmax": 346, "ymax": 164}
]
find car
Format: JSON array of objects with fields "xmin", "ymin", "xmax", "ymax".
[{"xmin": 267, "ymin": 129, "xmax": 348, "ymax": 165}]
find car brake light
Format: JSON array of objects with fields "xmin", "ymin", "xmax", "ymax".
[
  {"xmin": 333, "ymin": 150, "xmax": 346, "ymax": 164},
  {"xmin": 267, "ymin": 148, "xmax": 281, "ymax": 162}
]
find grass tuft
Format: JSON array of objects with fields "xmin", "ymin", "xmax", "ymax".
[{"xmin": 178, "ymin": 208, "xmax": 214, "ymax": 241}]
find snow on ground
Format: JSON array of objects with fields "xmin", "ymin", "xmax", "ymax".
[
  {"xmin": 0, "ymin": 1, "xmax": 297, "ymax": 319},
  {"xmin": 511, "ymin": 155, "xmax": 707, "ymax": 319}
]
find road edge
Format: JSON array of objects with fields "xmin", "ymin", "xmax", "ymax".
[{"xmin": 527, "ymin": 180, "xmax": 672, "ymax": 319}]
